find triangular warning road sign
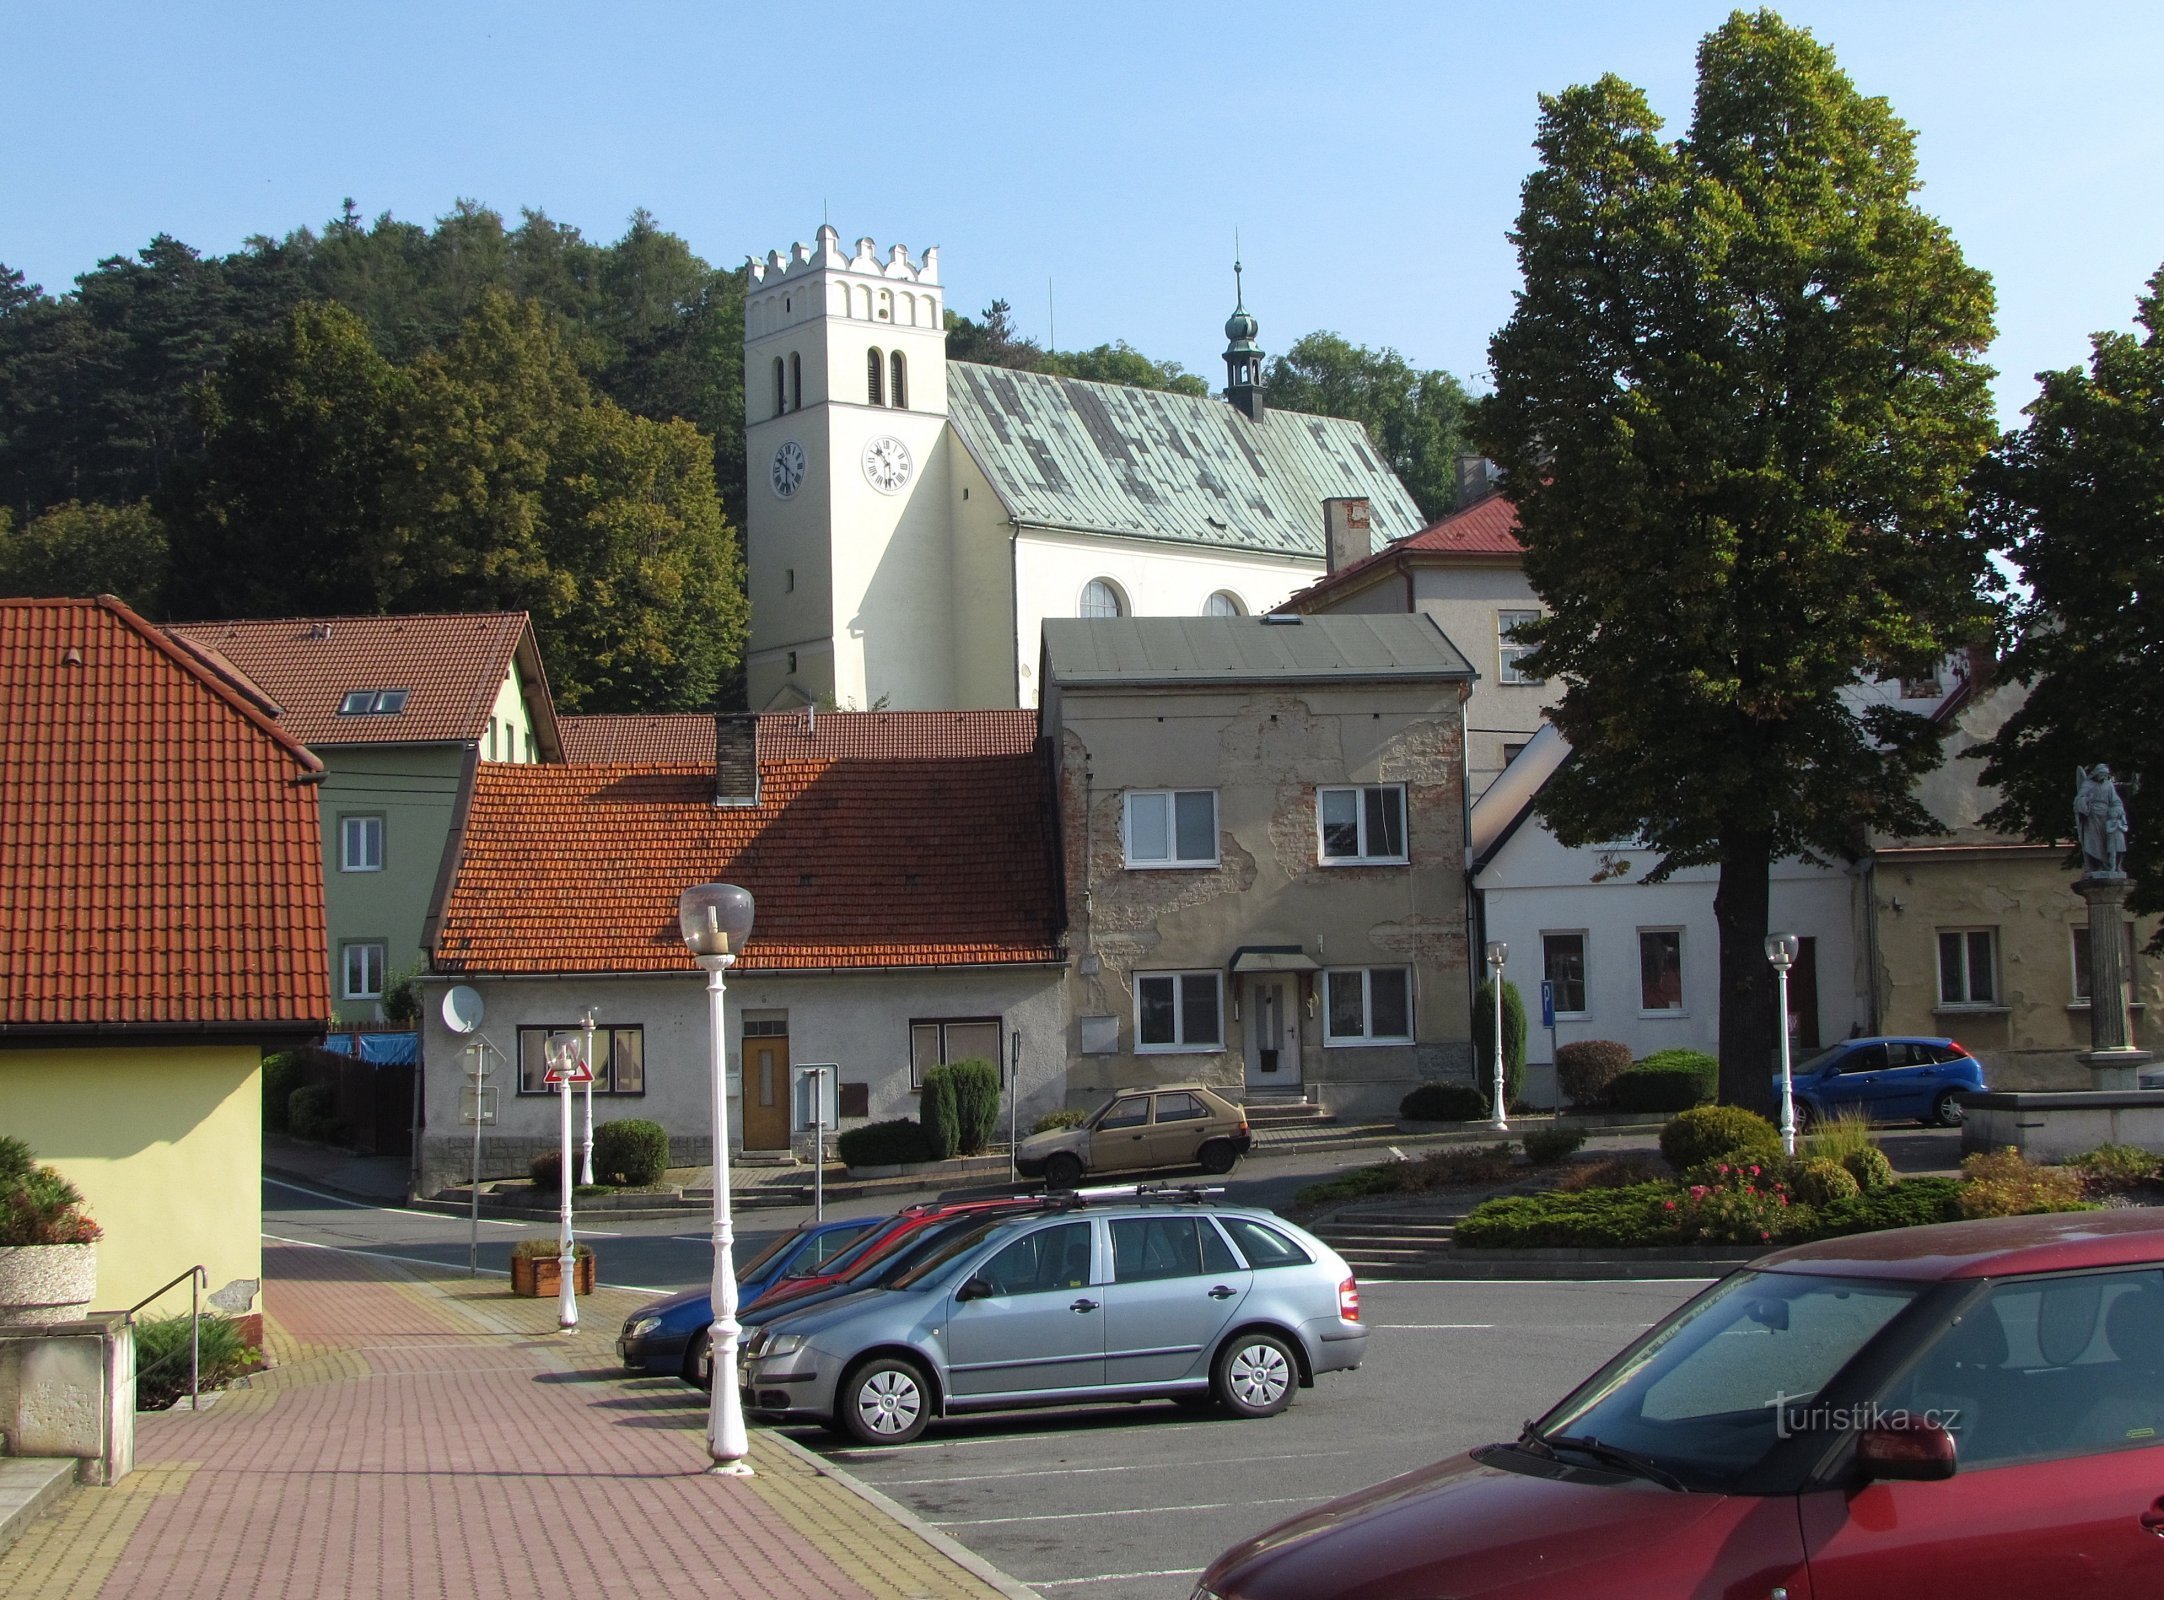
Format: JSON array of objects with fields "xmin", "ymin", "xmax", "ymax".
[{"xmin": 543, "ymin": 1060, "xmax": 595, "ymax": 1084}]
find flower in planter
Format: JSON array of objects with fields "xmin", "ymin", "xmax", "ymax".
[{"xmin": 0, "ymin": 1135, "xmax": 101, "ymax": 1246}]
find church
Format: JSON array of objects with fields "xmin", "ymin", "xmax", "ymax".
[{"xmin": 741, "ymin": 226, "xmax": 1428, "ymax": 710}]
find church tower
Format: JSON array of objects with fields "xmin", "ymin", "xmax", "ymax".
[
  {"xmin": 742, "ymin": 226, "xmax": 951, "ymax": 710},
  {"xmin": 1222, "ymin": 261, "xmax": 1265, "ymax": 422}
]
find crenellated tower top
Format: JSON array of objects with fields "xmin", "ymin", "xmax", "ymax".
[{"xmin": 748, "ymin": 224, "xmax": 941, "ymax": 287}]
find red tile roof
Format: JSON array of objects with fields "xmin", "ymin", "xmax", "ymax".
[
  {"xmin": 1281, "ymin": 493, "xmax": 1525, "ymax": 611},
  {"xmin": 166, "ymin": 612, "xmax": 556, "ymax": 750},
  {"xmin": 2, "ymin": 597, "xmax": 331, "ymax": 1032},
  {"xmin": 560, "ymin": 710, "xmax": 1040, "ymax": 765},
  {"xmin": 432, "ymin": 740, "xmax": 1062, "ymax": 975}
]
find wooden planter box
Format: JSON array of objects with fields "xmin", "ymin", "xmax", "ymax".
[{"xmin": 510, "ymin": 1253, "xmax": 595, "ymax": 1297}]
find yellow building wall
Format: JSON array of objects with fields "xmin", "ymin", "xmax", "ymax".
[{"xmin": 0, "ymin": 1045, "xmax": 262, "ymax": 1316}]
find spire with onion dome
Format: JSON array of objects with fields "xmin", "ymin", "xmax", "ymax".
[{"xmin": 1223, "ymin": 257, "xmax": 1265, "ymax": 422}]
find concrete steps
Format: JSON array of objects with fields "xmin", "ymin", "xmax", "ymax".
[
  {"xmin": 1313, "ymin": 1209, "xmax": 1466, "ymax": 1280},
  {"xmin": 0, "ymin": 1457, "xmax": 76, "ymax": 1558},
  {"xmin": 1240, "ymin": 1097, "xmax": 1335, "ymax": 1128}
]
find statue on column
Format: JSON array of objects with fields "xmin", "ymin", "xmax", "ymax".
[{"xmin": 2075, "ymin": 764, "xmax": 2130, "ymax": 877}]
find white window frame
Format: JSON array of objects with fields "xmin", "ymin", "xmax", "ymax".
[
  {"xmin": 1322, "ymin": 967, "xmax": 1414, "ymax": 1047},
  {"xmin": 1636, "ymin": 926, "xmax": 1686, "ymax": 1015},
  {"xmin": 1079, "ymin": 578, "xmax": 1126, "ymax": 620},
  {"xmin": 1203, "ymin": 590, "xmax": 1245, "ymax": 618},
  {"xmin": 341, "ymin": 942, "xmax": 386, "ymax": 1001},
  {"xmin": 1541, "ymin": 931, "xmax": 1589, "ymax": 1018},
  {"xmin": 339, "ymin": 814, "xmax": 384, "ymax": 873},
  {"xmin": 1499, "ymin": 609, "xmax": 1544, "ymax": 685},
  {"xmin": 1133, "ymin": 971, "xmax": 1224, "ymax": 1053},
  {"xmin": 1938, "ymin": 927, "xmax": 2000, "ymax": 1009},
  {"xmin": 1315, "ymin": 784, "xmax": 1409, "ymax": 865},
  {"xmin": 1122, "ymin": 789, "xmax": 1219, "ymax": 869}
]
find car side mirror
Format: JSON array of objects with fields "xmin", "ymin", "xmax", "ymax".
[
  {"xmin": 956, "ymin": 1276, "xmax": 996, "ymax": 1303},
  {"xmin": 1856, "ymin": 1415, "xmax": 1957, "ymax": 1482}
]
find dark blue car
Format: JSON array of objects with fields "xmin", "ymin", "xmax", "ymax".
[
  {"xmin": 615, "ymin": 1215, "xmax": 877, "ymax": 1380},
  {"xmin": 1777, "ymin": 1035, "xmax": 1987, "ymax": 1128}
]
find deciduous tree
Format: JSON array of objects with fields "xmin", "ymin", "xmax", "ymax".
[{"xmin": 1264, "ymin": 333, "xmax": 1471, "ymax": 522}]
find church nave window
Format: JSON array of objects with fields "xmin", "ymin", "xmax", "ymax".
[
  {"xmin": 1204, "ymin": 591, "xmax": 1245, "ymax": 618},
  {"xmin": 789, "ymin": 352, "xmax": 803, "ymax": 412},
  {"xmin": 867, "ymin": 348, "xmax": 885, "ymax": 406},
  {"xmin": 773, "ymin": 357, "xmax": 786, "ymax": 418},
  {"xmin": 1080, "ymin": 578, "xmax": 1126, "ymax": 620},
  {"xmin": 890, "ymin": 351, "xmax": 908, "ymax": 410}
]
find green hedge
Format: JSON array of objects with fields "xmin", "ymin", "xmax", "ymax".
[
  {"xmin": 593, "ymin": 1119, "xmax": 669, "ymax": 1187},
  {"xmin": 1472, "ymin": 979, "xmax": 1528, "ymax": 1109},
  {"xmin": 1455, "ymin": 1175, "xmax": 1967, "ymax": 1251},
  {"xmin": 1608, "ymin": 1050, "xmax": 1718, "ymax": 1113},
  {"xmin": 935, "ymin": 1059, "xmax": 1001, "ymax": 1155},
  {"xmin": 1400, "ymin": 1082, "xmax": 1490, "ymax": 1122},
  {"xmin": 1661, "ymin": 1105, "xmax": 1782, "ymax": 1172},
  {"xmin": 919, "ymin": 1070, "xmax": 963, "ymax": 1160},
  {"xmin": 1555, "ymin": 1040, "xmax": 1633, "ymax": 1107},
  {"xmin": 838, "ymin": 1118, "xmax": 934, "ymax": 1167},
  {"xmin": 1522, "ymin": 1124, "xmax": 1588, "ymax": 1165}
]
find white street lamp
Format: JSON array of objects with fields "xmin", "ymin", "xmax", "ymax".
[
  {"xmin": 1766, "ymin": 933, "xmax": 1801, "ymax": 1156},
  {"xmin": 544, "ymin": 1033, "xmax": 582, "ymax": 1331},
  {"xmin": 579, "ymin": 1007, "xmax": 599, "ymax": 1187},
  {"xmin": 1485, "ymin": 941, "xmax": 1510, "ymax": 1132},
  {"xmin": 680, "ymin": 880, "xmax": 756, "ymax": 1476}
]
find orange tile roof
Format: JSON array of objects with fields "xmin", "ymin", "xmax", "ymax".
[
  {"xmin": 1281, "ymin": 492, "xmax": 1525, "ymax": 611},
  {"xmin": 560, "ymin": 710, "xmax": 1040, "ymax": 765},
  {"xmin": 166, "ymin": 612, "xmax": 553, "ymax": 749},
  {"xmin": 432, "ymin": 744, "xmax": 1062, "ymax": 975},
  {"xmin": 2, "ymin": 597, "xmax": 332, "ymax": 1033}
]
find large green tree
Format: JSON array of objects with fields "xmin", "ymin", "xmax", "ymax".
[
  {"xmin": 1976, "ymin": 265, "xmax": 2164, "ymax": 907},
  {"xmin": 1475, "ymin": 9, "xmax": 1999, "ymax": 1106},
  {"xmin": 0, "ymin": 499, "xmax": 168, "ymax": 612},
  {"xmin": 1264, "ymin": 333, "xmax": 1472, "ymax": 522}
]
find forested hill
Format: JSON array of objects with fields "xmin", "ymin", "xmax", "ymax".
[{"xmin": 0, "ymin": 201, "xmax": 1468, "ymax": 712}]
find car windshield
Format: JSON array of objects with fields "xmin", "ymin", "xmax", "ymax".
[
  {"xmin": 1792, "ymin": 1045, "xmax": 1849, "ymax": 1075},
  {"xmin": 1531, "ymin": 1271, "xmax": 1922, "ymax": 1491},
  {"xmin": 808, "ymin": 1215, "xmax": 910, "ymax": 1280},
  {"xmin": 889, "ymin": 1218, "xmax": 1015, "ymax": 1290},
  {"xmin": 778, "ymin": 1219, "xmax": 877, "ymax": 1277},
  {"xmin": 735, "ymin": 1228, "xmax": 805, "ymax": 1282}
]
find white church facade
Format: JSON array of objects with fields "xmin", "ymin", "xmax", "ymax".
[{"xmin": 741, "ymin": 226, "xmax": 1428, "ymax": 711}]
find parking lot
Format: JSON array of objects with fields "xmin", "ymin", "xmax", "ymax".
[{"xmin": 787, "ymin": 1277, "xmax": 1706, "ymax": 1599}]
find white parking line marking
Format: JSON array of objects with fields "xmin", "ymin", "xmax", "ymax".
[
  {"xmin": 877, "ymin": 1447, "xmax": 1357, "ymax": 1486},
  {"xmin": 931, "ymin": 1494, "xmax": 1314, "ymax": 1528},
  {"xmin": 263, "ymin": 1176, "xmax": 524, "ymax": 1227},
  {"xmin": 1374, "ymin": 1322, "xmax": 1494, "ymax": 1329},
  {"xmin": 260, "ymin": 1232, "xmax": 670, "ymax": 1295},
  {"xmin": 1036, "ymin": 1568, "xmax": 1203, "ymax": 1589}
]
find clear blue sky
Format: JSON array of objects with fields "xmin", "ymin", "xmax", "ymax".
[{"xmin": 7, "ymin": 0, "xmax": 2160, "ymax": 426}]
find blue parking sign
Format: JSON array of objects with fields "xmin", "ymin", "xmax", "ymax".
[{"xmin": 1540, "ymin": 980, "xmax": 1556, "ymax": 1028}]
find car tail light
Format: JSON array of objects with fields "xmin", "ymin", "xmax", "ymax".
[
  {"xmin": 1950, "ymin": 1040, "xmax": 1970, "ymax": 1057},
  {"xmin": 1238, "ymin": 1118, "xmax": 1251, "ymax": 1135},
  {"xmin": 1338, "ymin": 1276, "xmax": 1360, "ymax": 1323}
]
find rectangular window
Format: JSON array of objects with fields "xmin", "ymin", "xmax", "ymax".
[
  {"xmin": 336, "ymin": 689, "xmax": 408, "ymax": 716},
  {"xmin": 1123, "ymin": 790, "xmax": 1218, "ymax": 867},
  {"xmin": 1323, "ymin": 967, "xmax": 1413, "ymax": 1045},
  {"xmin": 2072, "ymin": 924, "xmax": 2142, "ymax": 1003},
  {"xmin": 339, "ymin": 814, "xmax": 384, "ymax": 873},
  {"xmin": 516, "ymin": 1025, "xmax": 647, "ymax": 1096},
  {"xmin": 1937, "ymin": 928, "xmax": 1999, "ymax": 1007},
  {"xmin": 1499, "ymin": 610, "xmax": 1544, "ymax": 685},
  {"xmin": 909, "ymin": 1016, "xmax": 1003, "ymax": 1089},
  {"xmin": 340, "ymin": 942, "xmax": 385, "ymax": 1001},
  {"xmin": 1317, "ymin": 785, "xmax": 1408, "ymax": 864},
  {"xmin": 1638, "ymin": 929, "xmax": 1684, "ymax": 1012},
  {"xmin": 1135, "ymin": 972, "xmax": 1223, "ymax": 1052},
  {"xmin": 1543, "ymin": 932, "xmax": 1588, "ymax": 1016}
]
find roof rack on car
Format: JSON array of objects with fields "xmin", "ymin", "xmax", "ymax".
[{"xmin": 1059, "ymin": 1183, "xmax": 1226, "ymax": 1208}]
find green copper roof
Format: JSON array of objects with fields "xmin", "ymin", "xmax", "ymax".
[{"xmin": 946, "ymin": 362, "xmax": 1425, "ymax": 557}]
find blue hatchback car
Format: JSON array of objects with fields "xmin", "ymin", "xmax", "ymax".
[
  {"xmin": 1777, "ymin": 1035, "xmax": 1986, "ymax": 1128},
  {"xmin": 615, "ymin": 1215, "xmax": 878, "ymax": 1380}
]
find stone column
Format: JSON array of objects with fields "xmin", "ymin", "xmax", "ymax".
[{"xmin": 2076, "ymin": 874, "xmax": 2153, "ymax": 1088}]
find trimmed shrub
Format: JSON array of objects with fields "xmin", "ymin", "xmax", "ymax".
[
  {"xmin": 919, "ymin": 1070, "xmax": 962, "ymax": 1161},
  {"xmin": 1030, "ymin": 1109, "xmax": 1088, "ymax": 1134},
  {"xmin": 135, "ymin": 1311, "xmax": 259, "ymax": 1412},
  {"xmin": 593, "ymin": 1119, "xmax": 669, "ymax": 1187},
  {"xmin": 287, "ymin": 1083, "xmax": 339, "ymax": 1142},
  {"xmin": 1661, "ymin": 1106, "xmax": 1782, "ymax": 1173},
  {"xmin": 1959, "ymin": 1148, "xmax": 2095, "ymax": 1219},
  {"xmin": 1400, "ymin": 1082, "xmax": 1490, "ymax": 1122},
  {"xmin": 1841, "ymin": 1146, "xmax": 1897, "ymax": 1194},
  {"xmin": 1472, "ymin": 979, "xmax": 1528, "ymax": 1110},
  {"xmin": 1814, "ymin": 1177, "xmax": 1963, "ymax": 1236},
  {"xmin": 1522, "ymin": 1124, "xmax": 1588, "ymax": 1165},
  {"xmin": 838, "ymin": 1118, "xmax": 935, "ymax": 1168},
  {"xmin": 1456, "ymin": 1184, "xmax": 1681, "ymax": 1250},
  {"xmin": 530, "ymin": 1149, "xmax": 563, "ymax": 1190},
  {"xmin": 1791, "ymin": 1157, "xmax": 1863, "ymax": 1210},
  {"xmin": 1641, "ymin": 1048, "xmax": 1721, "ymax": 1077},
  {"xmin": 1608, "ymin": 1051, "xmax": 1718, "ymax": 1113},
  {"xmin": 939, "ymin": 1059, "xmax": 1002, "ymax": 1155},
  {"xmin": 1555, "ymin": 1040, "xmax": 1633, "ymax": 1108}
]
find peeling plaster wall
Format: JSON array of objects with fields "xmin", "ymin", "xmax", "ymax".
[{"xmin": 1056, "ymin": 683, "xmax": 1473, "ymax": 1117}]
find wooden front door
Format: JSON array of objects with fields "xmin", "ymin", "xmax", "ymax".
[{"xmin": 743, "ymin": 1027, "xmax": 791, "ymax": 1151}]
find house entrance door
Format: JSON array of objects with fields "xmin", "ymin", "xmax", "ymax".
[
  {"xmin": 1243, "ymin": 977, "xmax": 1301, "ymax": 1090},
  {"xmin": 1791, "ymin": 937, "xmax": 1821, "ymax": 1051},
  {"xmin": 742, "ymin": 1024, "xmax": 791, "ymax": 1151}
]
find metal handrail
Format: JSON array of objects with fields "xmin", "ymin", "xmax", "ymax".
[{"xmin": 126, "ymin": 1264, "xmax": 208, "ymax": 1410}]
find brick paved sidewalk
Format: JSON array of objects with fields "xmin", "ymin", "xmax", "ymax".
[{"xmin": 0, "ymin": 1243, "xmax": 1032, "ymax": 1600}]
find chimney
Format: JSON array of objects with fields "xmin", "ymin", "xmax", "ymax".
[
  {"xmin": 1456, "ymin": 455, "xmax": 1503, "ymax": 509},
  {"xmin": 713, "ymin": 713, "xmax": 760, "ymax": 808},
  {"xmin": 1323, "ymin": 497, "xmax": 1372, "ymax": 573}
]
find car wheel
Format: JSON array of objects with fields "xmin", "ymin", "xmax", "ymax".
[
  {"xmin": 1791, "ymin": 1100, "xmax": 1815, "ymax": 1133},
  {"xmin": 1043, "ymin": 1152, "xmax": 1084, "ymax": 1191},
  {"xmin": 1197, "ymin": 1139, "xmax": 1239, "ymax": 1176},
  {"xmin": 1932, "ymin": 1090, "xmax": 1966, "ymax": 1129},
  {"xmin": 683, "ymin": 1330, "xmax": 712, "ymax": 1391},
  {"xmin": 1213, "ymin": 1332, "xmax": 1297, "ymax": 1420},
  {"xmin": 840, "ymin": 1355, "xmax": 932, "ymax": 1446}
]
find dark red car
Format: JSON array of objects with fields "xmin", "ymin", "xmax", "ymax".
[
  {"xmin": 742, "ymin": 1196, "xmax": 1052, "ymax": 1316},
  {"xmin": 1198, "ymin": 1209, "xmax": 2164, "ymax": 1599}
]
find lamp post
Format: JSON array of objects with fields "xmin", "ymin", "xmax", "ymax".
[
  {"xmin": 1485, "ymin": 941, "xmax": 1510, "ymax": 1132},
  {"xmin": 1766, "ymin": 933, "xmax": 1801, "ymax": 1156},
  {"xmin": 680, "ymin": 881, "xmax": 756, "ymax": 1477},
  {"xmin": 579, "ymin": 1007, "xmax": 598, "ymax": 1187},
  {"xmin": 544, "ymin": 1034, "xmax": 581, "ymax": 1331}
]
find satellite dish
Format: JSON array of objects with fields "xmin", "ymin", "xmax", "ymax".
[{"xmin": 441, "ymin": 985, "xmax": 486, "ymax": 1035}]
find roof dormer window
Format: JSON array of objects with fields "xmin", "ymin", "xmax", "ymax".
[{"xmin": 338, "ymin": 689, "xmax": 410, "ymax": 715}]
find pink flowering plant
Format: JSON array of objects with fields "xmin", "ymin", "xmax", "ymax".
[{"xmin": 1673, "ymin": 1160, "xmax": 1794, "ymax": 1246}]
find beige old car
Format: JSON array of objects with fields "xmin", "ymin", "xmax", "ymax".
[{"xmin": 1014, "ymin": 1084, "xmax": 1252, "ymax": 1188}]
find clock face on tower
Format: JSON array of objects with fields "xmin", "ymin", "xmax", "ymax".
[
  {"xmin": 769, "ymin": 439, "xmax": 807, "ymax": 499},
  {"xmin": 861, "ymin": 434, "xmax": 914, "ymax": 494}
]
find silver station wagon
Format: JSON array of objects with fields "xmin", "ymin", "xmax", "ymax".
[{"xmin": 740, "ymin": 1187, "xmax": 1368, "ymax": 1445}]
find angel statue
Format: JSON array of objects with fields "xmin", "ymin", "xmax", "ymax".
[{"xmin": 2075, "ymin": 764, "xmax": 2130, "ymax": 876}]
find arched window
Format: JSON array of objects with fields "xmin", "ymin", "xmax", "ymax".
[
  {"xmin": 867, "ymin": 348, "xmax": 884, "ymax": 406},
  {"xmin": 1203, "ymin": 591, "xmax": 1245, "ymax": 618},
  {"xmin": 1080, "ymin": 579, "xmax": 1125, "ymax": 620},
  {"xmin": 772, "ymin": 357, "xmax": 786, "ymax": 418},
  {"xmin": 789, "ymin": 352, "xmax": 802, "ymax": 412},
  {"xmin": 890, "ymin": 351, "xmax": 908, "ymax": 410}
]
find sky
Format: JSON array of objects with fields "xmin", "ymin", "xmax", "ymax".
[{"xmin": 6, "ymin": 0, "xmax": 2162, "ymax": 428}]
